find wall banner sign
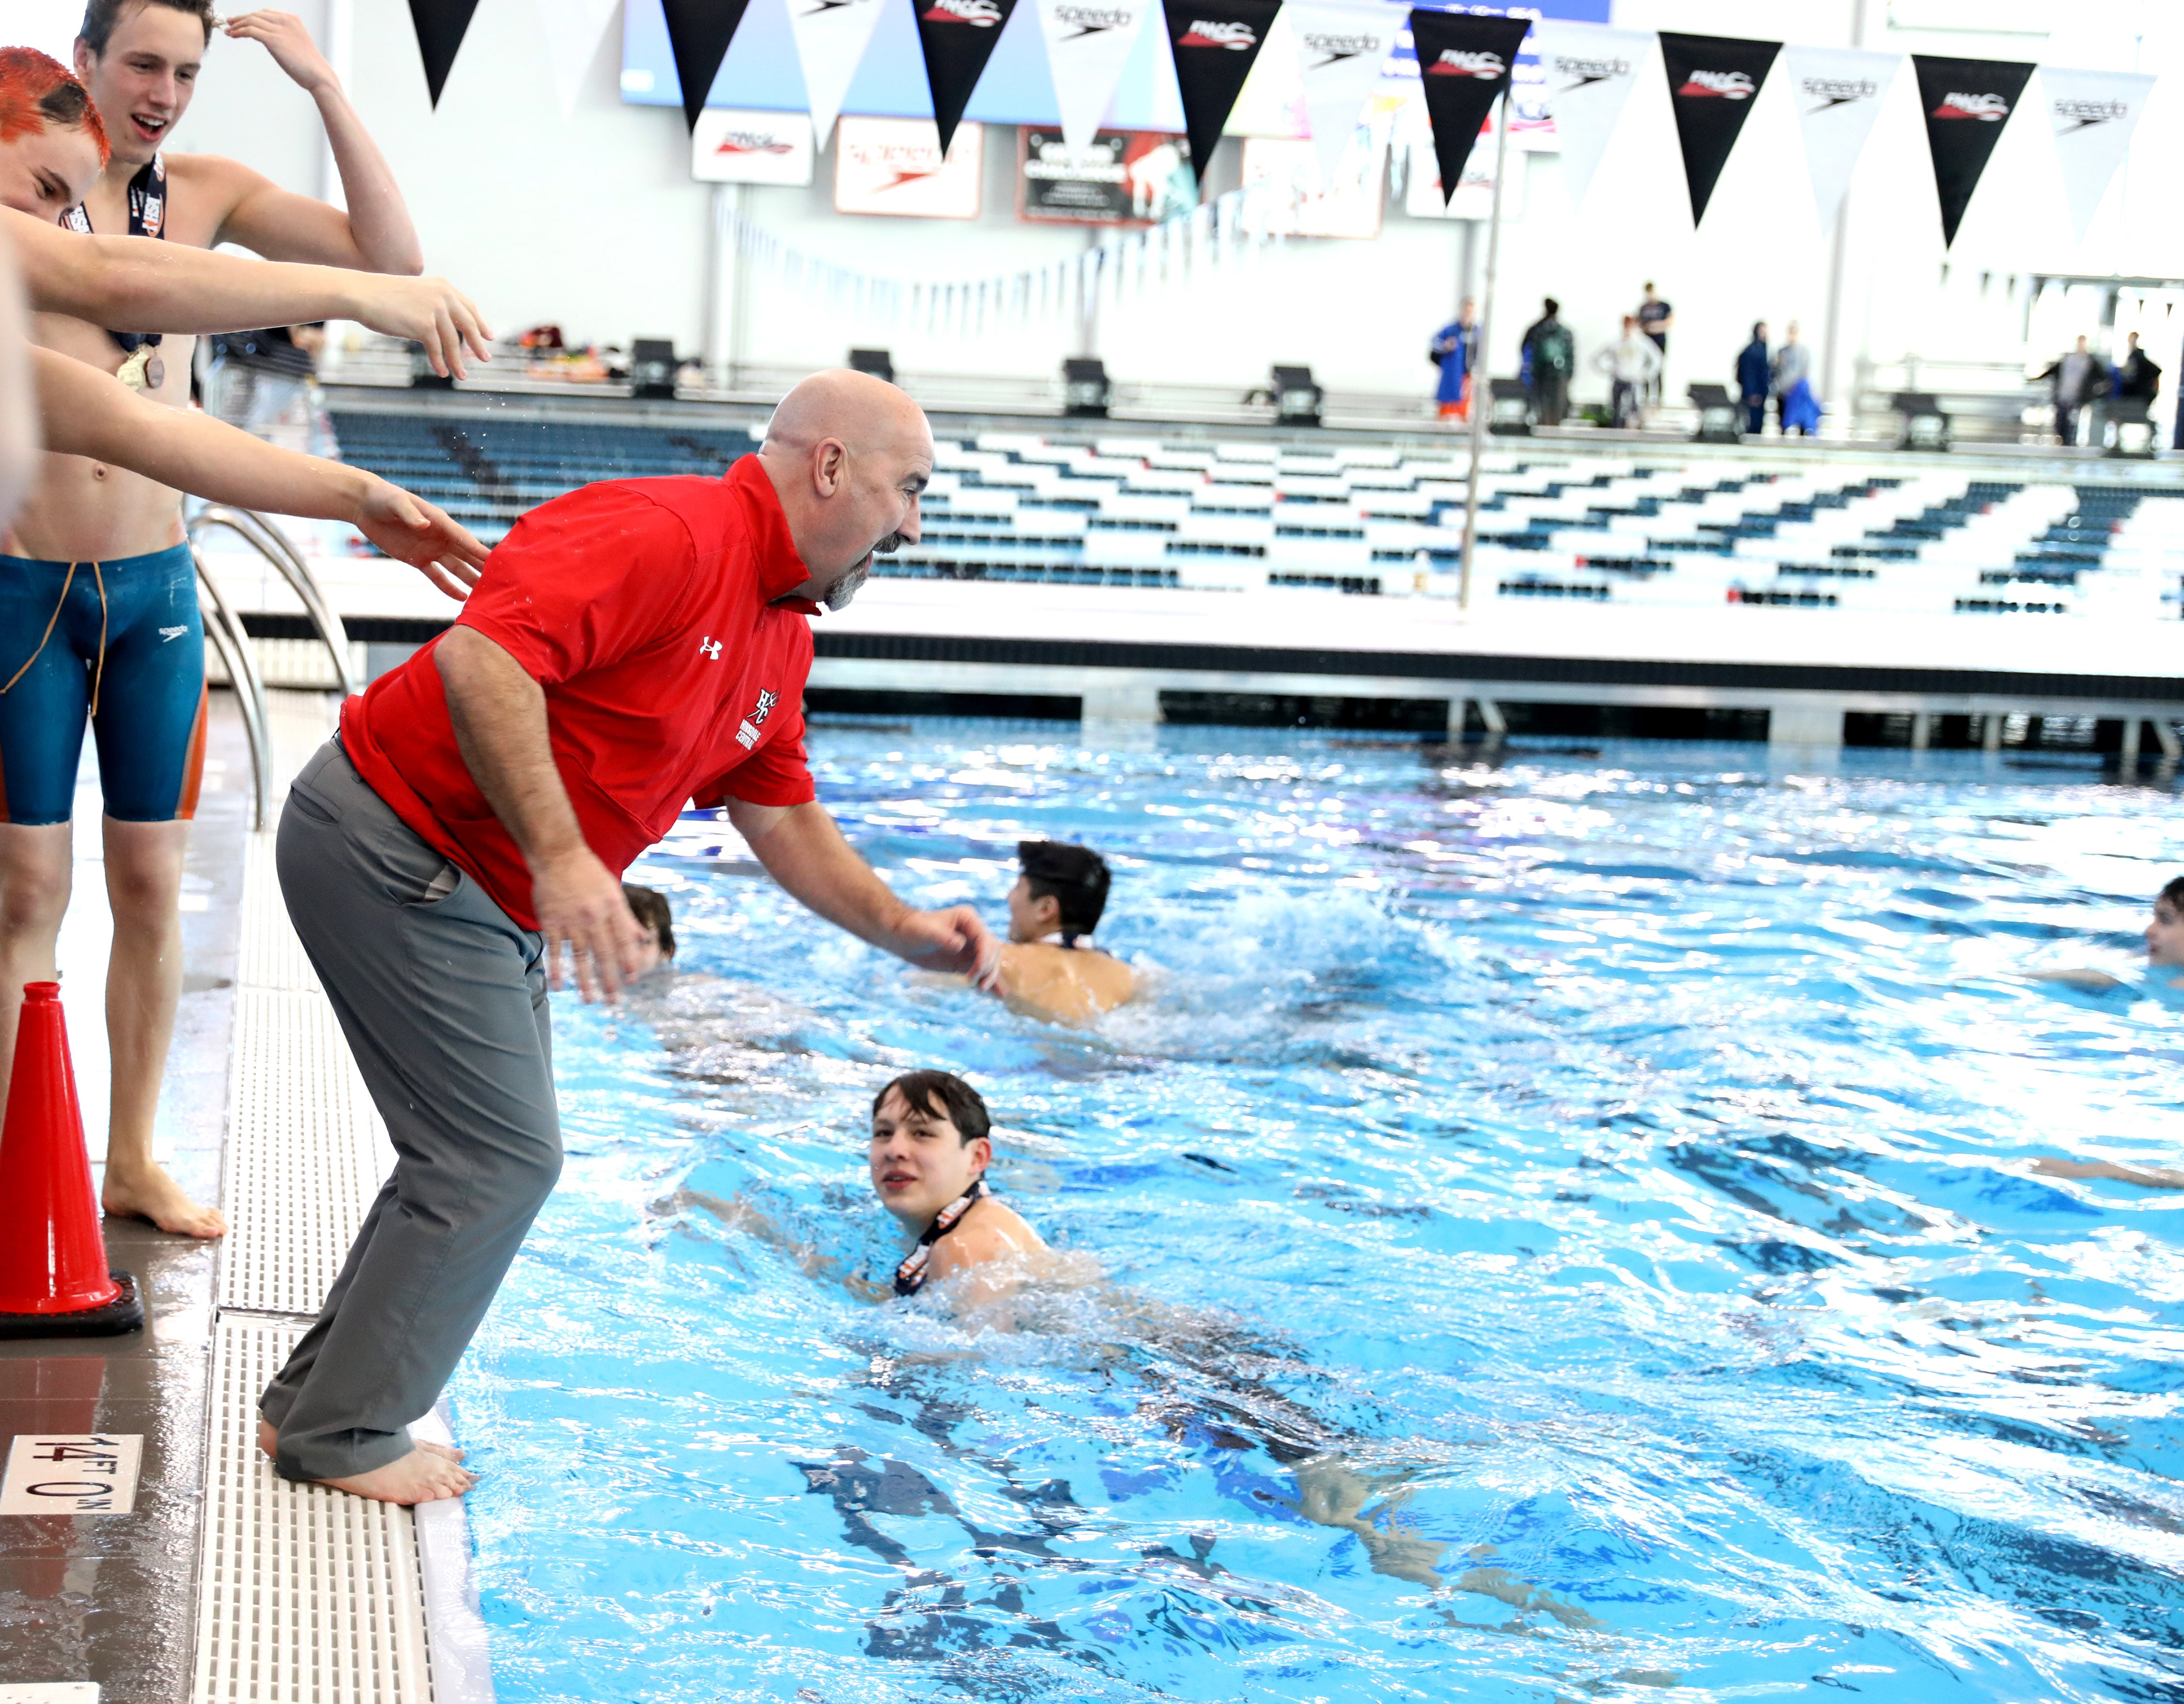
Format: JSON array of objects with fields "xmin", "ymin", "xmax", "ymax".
[
  {"xmin": 693, "ymin": 108, "xmax": 817, "ymax": 184},
  {"xmin": 2041, "ymin": 66, "xmax": 2156, "ymax": 241},
  {"xmin": 1162, "ymin": 0, "xmax": 1283, "ymax": 189},
  {"xmin": 1780, "ymin": 44, "xmax": 1898, "ymax": 231},
  {"xmin": 835, "ymin": 115, "xmax": 986, "ymax": 216},
  {"xmin": 1030, "ymin": 0, "xmax": 1155, "ymax": 154},
  {"xmin": 1406, "ymin": 9, "xmax": 1531, "ymax": 211},
  {"xmin": 1285, "ymin": 1, "xmax": 1402, "ymax": 183},
  {"xmin": 916, "ymin": 0, "xmax": 1020, "ymax": 156},
  {"xmin": 1911, "ymin": 53, "xmax": 2035, "ymax": 247},
  {"xmin": 1528, "ymin": 20, "xmax": 1654, "ymax": 208},
  {"xmin": 1019, "ymin": 128, "xmax": 1197, "ymax": 223},
  {"xmin": 787, "ymin": 0, "xmax": 890, "ymax": 150},
  {"xmin": 659, "ymin": 0, "xmax": 757, "ymax": 129},
  {"xmin": 1658, "ymin": 31, "xmax": 1779, "ymax": 225}
]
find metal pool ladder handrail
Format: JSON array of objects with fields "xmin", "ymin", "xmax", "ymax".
[
  {"xmin": 187, "ymin": 505, "xmax": 358, "ymax": 696},
  {"xmin": 192, "ymin": 551, "xmax": 273, "ymax": 831}
]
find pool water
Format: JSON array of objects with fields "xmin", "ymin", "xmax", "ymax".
[{"xmin": 452, "ymin": 727, "xmax": 2184, "ymax": 1703}]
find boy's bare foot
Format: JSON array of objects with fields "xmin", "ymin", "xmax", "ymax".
[
  {"xmin": 102, "ymin": 1159, "xmax": 226, "ymax": 1239},
  {"xmin": 257, "ymin": 1418, "xmax": 466, "ymax": 1465}
]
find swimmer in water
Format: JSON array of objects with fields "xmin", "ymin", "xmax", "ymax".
[
  {"xmin": 992, "ymin": 841, "xmax": 1134, "ymax": 1023},
  {"xmin": 622, "ymin": 882, "xmax": 675, "ymax": 978},
  {"xmin": 2027, "ymin": 875, "xmax": 2184, "ymax": 994},
  {"xmin": 672, "ymin": 1072, "xmax": 1600, "ymax": 1620}
]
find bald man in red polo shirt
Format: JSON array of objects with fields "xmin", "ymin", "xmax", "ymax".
[{"xmin": 257, "ymin": 370, "xmax": 998, "ymax": 1505}]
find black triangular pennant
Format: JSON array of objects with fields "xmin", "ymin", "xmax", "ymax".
[
  {"xmin": 1163, "ymin": 0, "xmax": 1282, "ymax": 190},
  {"xmin": 1658, "ymin": 32, "xmax": 1779, "ymax": 225},
  {"xmin": 914, "ymin": 0, "xmax": 1019, "ymax": 157},
  {"xmin": 1911, "ymin": 54, "xmax": 2035, "ymax": 247},
  {"xmin": 406, "ymin": 0, "xmax": 480, "ymax": 108},
  {"xmin": 661, "ymin": 0, "xmax": 759, "ymax": 132},
  {"xmin": 1407, "ymin": 10, "xmax": 1531, "ymax": 207}
]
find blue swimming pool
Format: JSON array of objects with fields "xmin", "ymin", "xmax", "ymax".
[{"xmin": 452, "ymin": 726, "xmax": 2184, "ymax": 1703}]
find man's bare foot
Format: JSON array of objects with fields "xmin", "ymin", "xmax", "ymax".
[
  {"xmin": 102, "ymin": 1160, "xmax": 226, "ymax": 1239},
  {"xmin": 322, "ymin": 1447, "xmax": 476, "ymax": 1505},
  {"xmin": 258, "ymin": 1418, "xmax": 465, "ymax": 1465}
]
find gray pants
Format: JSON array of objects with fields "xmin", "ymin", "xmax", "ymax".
[{"xmin": 260, "ymin": 740, "xmax": 559, "ymax": 1482}]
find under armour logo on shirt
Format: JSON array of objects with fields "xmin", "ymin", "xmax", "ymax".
[{"xmin": 698, "ymin": 637, "xmax": 723, "ymax": 659}]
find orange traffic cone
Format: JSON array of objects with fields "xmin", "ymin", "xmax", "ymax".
[{"xmin": 0, "ymin": 983, "xmax": 142, "ymax": 1338}]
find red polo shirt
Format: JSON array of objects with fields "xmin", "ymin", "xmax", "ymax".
[{"xmin": 340, "ymin": 456, "xmax": 819, "ymax": 930}]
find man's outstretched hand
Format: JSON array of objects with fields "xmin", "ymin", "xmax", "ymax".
[
  {"xmin": 890, "ymin": 905, "xmax": 1002, "ymax": 992},
  {"xmin": 530, "ymin": 844, "xmax": 646, "ymax": 1002},
  {"xmin": 354, "ymin": 476, "xmax": 486, "ymax": 598}
]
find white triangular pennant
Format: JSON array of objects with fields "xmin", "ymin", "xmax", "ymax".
[
  {"xmin": 534, "ymin": 0, "xmax": 621, "ymax": 116},
  {"xmin": 1031, "ymin": 0, "xmax": 1152, "ymax": 154},
  {"xmin": 1284, "ymin": 0, "xmax": 1400, "ymax": 184},
  {"xmin": 2042, "ymin": 66, "xmax": 2155, "ymax": 242},
  {"xmin": 1780, "ymin": 46, "xmax": 1898, "ymax": 230},
  {"xmin": 787, "ymin": 0, "xmax": 889, "ymax": 151},
  {"xmin": 1530, "ymin": 20, "xmax": 1654, "ymax": 207}
]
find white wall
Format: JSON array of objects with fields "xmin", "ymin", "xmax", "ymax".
[{"xmin": 16, "ymin": 0, "xmax": 2183, "ymax": 405}]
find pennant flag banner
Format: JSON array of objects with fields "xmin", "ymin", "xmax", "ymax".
[
  {"xmin": 1031, "ymin": 0, "xmax": 1153, "ymax": 154},
  {"xmin": 1284, "ymin": 1, "xmax": 1400, "ymax": 182},
  {"xmin": 1163, "ymin": 0, "xmax": 1283, "ymax": 190},
  {"xmin": 660, "ymin": 0, "xmax": 758, "ymax": 130},
  {"xmin": 1530, "ymin": 20, "xmax": 1653, "ymax": 208},
  {"xmin": 1911, "ymin": 54, "xmax": 2035, "ymax": 247},
  {"xmin": 1658, "ymin": 32, "xmax": 1779, "ymax": 225},
  {"xmin": 789, "ymin": 0, "xmax": 892, "ymax": 149},
  {"xmin": 407, "ymin": 0, "xmax": 481, "ymax": 107},
  {"xmin": 2042, "ymin": 66, "xmax": 2156, "ymax": 241},
  {"xmin": 534, "ymin": 0, "xmax": 620, "ymax": 116},
  {"xmin": 1780, "ymin": 44, "xmax": 1897, "ymax": 231},
  {"xmin": 917, "ymin": 0, "xmax": 1021, "ymax": 156},
  {"xmin": 1407, "ymin": 8, "xmax": 1530, "ymax": 210}
]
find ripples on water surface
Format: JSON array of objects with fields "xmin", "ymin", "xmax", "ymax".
[{"xmin": 454, "ymin": 726, "xmax": 2184, "ymax": 1703}]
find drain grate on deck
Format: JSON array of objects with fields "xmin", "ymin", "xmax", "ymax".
[
  {"xmin": 239, "ymin": 836, "xmax": 319, "ymax": 995},
  {"xmin": 191, "ymin": 1318, "xmax": 433, "ymax": 1704}
]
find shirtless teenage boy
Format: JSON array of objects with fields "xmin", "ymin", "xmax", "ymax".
[
  {"xmin": 994, "ymin": 841, "xmax": 1133, "ymax": 1022},
  {"xmin": 3, "ymin": 3, "xmax": 436, "ymax": 1239}
]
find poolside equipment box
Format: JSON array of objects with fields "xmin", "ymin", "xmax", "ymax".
[{"xmin": 1687, "ymin": 382, "xmax": 1741, "ymax": 444}]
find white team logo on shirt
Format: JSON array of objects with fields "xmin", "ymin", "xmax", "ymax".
[
  {"xmin": 737, "ymin": 688, "xmax": 780, "ymax": 750},
  {"xmin": 698, "ymin": 637, "xmax": 723, "ymax": 659}
]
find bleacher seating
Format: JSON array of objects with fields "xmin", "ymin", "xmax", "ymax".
[{"xmin": 327, "ymin": 410, "xmax": 2184, "ymax": 619}]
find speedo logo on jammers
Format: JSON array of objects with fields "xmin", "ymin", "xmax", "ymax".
[
  {"xmin": 1933, "ymin": 90, "xmax": 2008, "ymax": 121},
  {"xmin": 1676, "ymin": 68, "xmax": 1754, "ymax": 99},
  {"xmin": 1427, "ymin": 49, "xmax": 1504, "ymax": 78},
  {"xmin": 922, "ymin": 0, "xmax": 1002, "ymax": 24},
  {"xmin": 1177, "ymin": 18, "xmax": 1256, "ymax": 49}
]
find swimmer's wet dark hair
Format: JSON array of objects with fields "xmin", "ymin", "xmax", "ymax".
[
  {"xmin": 1019, "ymin": 840, "xmax": 1110, "ymax": 934},
  {"xmin": 2162, "ymin": 876, "xmax": 2184, "ymax": 912},
  {"xmin": 80, "ymin": 0, "xmax": 216, "ymax": 52},
  {"xmin": 622, "ymin": 883, "xmax": 675, "ymax": 959},
  {"xmin": 874, "ymin": 1070, "xmax": 990, "ymax": 1146}
]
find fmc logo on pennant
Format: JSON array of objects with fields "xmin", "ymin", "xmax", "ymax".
[
  {"xmin": 1178, "ymin": 19, "xmax": 1256, "ymax": 49},
  {"xmin": 1428, "ymin": 49, "xmax": 1505, "ymax": 78},
  {"xmin": 1933, "ymin": 90, "xmax": 2008, "ymax": 121},
  {"xmin": 0, "ymin": 1434, "xmax": 144, "ymax": 1515},
  {"xmin": 1677, "ymin": 68, "xmax": 1754, "ymax": 99}
]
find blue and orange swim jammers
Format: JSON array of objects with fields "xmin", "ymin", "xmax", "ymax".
[{"xmin": 0, "ymin": 544, "xmax": 207, "ymax": 826}]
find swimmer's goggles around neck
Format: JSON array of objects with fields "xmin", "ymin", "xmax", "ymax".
[{"xmin": 893, "ymin": 1177, "xmax": 987, "ymax": 1297}]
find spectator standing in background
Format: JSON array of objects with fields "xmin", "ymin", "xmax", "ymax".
[
  {"xmin": 1736, "ymin": 322, "xmax": 1771, "ymax": 436},
  {"xmin": 1636, "ymin": 282, "xmax": 1672, "ymax": 406},
  {"xmin": 1521, "ymin": 298, "xmax": 1574, "ymax": 428},
  {"xmin": 1593, "ymin": 315, "xmax": 1660, "ymax": 429},
  {"xmin": 1428, "ymin": 298, "xmax": 1476, "ymax": 422},
  {"xmin": 2114, "ymin": 331, "xmax": 2161, "ymax": 410},
  {"xmin": 2041, "ymin": 335, "xmax": 2104, "ymax": 447},
  {"xmin": 1770, "ymin": 321, "xmax": 1812, "ymax": 436}
]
